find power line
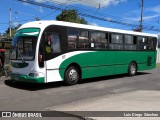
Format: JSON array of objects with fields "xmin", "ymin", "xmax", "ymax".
[
  {"xmin": 90, "ymin": 3, "xmax": 101, "ymax": 23},
  {"xmin": 40, "ymin": 11, "xmax": 56, "ymax": 19},
  {"xmin": 49, "ymin": 0, "xmax": 160, "ymax": 32},
  {"xmin": 14, "ymin": 0, "xmax": 160, "ymax": 32},
  {"xmin": 42, "ymin": 0, "xmax": 158, "ymax": 31},
  {"xmin": 15, "ymin": 0, "xmax": 134, "ymax": 23},
  {"xmin": 15, "ymin": 11, "xmax": 40, "ymax": 21},
  {"xmin": 39, "ymin": 0, "xmax": 140, "ymax": 26}
]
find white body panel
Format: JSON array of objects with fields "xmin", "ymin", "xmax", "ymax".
[
  {"xmin": 18, "ymin": 20, "xmax": 157, "ymax": 38},
  {"xmin": 10, "ymin": 60, "xmax": 45, "ymax": 78},
  {"xmin": 46, "ymin": 51, "xmax": 92, "ymax": 82}
]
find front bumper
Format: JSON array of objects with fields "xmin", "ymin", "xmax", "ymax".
[{"xmin": 11, "ymin": 73, "xmax": 45, "ymax": 83}]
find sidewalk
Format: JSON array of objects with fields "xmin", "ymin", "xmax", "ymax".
[{"xmin": 0, "ymin": 76, "xmax": 10, "ymax": 80}]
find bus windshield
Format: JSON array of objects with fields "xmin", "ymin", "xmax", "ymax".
[{"xmin": 10, "ymin": 28, "xmax": 40, "ymax": 61}]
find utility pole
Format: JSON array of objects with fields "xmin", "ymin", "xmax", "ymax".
[
  {"xmin": 140, "ymin": 0, "xmax": 144, "ymax": 32},
  {"xmin": 9, "ymin": 8, "xmax": 12, "ymax": 38}
]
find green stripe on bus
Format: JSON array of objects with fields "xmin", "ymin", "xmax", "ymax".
[
  {"xmin": 15, "ymin": 28, "xmax": 40, "ymax": 37},
  {"xmin": 59, "ymin": 51, "xmax": 156, "ymax": 80},
  {"xmin": 21, "ymin": 28, "xmax": 40, "ymax": 33}
]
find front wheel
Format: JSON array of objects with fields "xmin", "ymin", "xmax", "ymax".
[
  {"xmin": 64, "ymin": 66, "xmax": 79, "ymax": 85},
  {"xmin": 128, "ymin": 62, "xmax": 137, "ymax": 76}
]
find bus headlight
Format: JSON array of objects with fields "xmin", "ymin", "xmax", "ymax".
[{"xmin": 28, "ymin": 72, "xmax": 43, "ymax": 78}]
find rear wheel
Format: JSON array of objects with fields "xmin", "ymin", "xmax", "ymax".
[
  {"xmin": 128, "ymin": 62, "xmax": 137, "ymax": 76},
  {"xmin": 64, "ymin": 66, "xmax": 79, "ymax": 85}
]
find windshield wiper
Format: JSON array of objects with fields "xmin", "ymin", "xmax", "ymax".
[{"xmin": 18, "ymin": 51, "xmax": 25, "ymax": 63}]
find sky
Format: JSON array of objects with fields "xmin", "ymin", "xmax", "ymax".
[{"xmin": 0, "ymin": 0, "xmax": 160, "ymax": 34}]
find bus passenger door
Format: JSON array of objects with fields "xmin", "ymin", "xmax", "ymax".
[{"xmin": 44, "ymin": 33, "xmax": 61, "ymax": 83}]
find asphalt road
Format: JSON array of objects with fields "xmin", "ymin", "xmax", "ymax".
[{"xmin": 0, "ymin": 67, "xmax": 160, "ymax": 120}]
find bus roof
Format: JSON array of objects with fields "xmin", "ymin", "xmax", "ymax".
[{"xmin": 18, "ymin": 20, "xmax": 157, "ymax": 37}]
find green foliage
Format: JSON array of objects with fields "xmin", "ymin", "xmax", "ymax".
[
  {"xmin": 56, "ymin": 9, "xmax": 88, "ymax": 24},
  {"xmin": 3, "ymin": 24, "xmax": 21, "ymax": 38}
]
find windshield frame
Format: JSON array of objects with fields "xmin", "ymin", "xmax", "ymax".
[{"xmin": 10, "ymin": 28, "xmax": 40, "ymax": 61}]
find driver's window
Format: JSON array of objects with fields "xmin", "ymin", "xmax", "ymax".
[
  {"xmin": 51, "ymin": 34, "xmax": 61, "ymax": 53},
  {"xmin": 45, "ymin": 33, "xmax": 61, "ymax": 53},
  {"xmin": 45, "ymin": 34, "xmax": 52, "ymax": 53}
]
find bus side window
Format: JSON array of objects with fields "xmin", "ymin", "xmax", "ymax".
[
  {"xmin": 51, "ymin": 34, "xmax": 61, "ymax": 53},
  {"xmin": 45, "ymin": 34, "xmax": 52, "ymax": 53},
  {"xmin": 78, "ymin": 30, "xmax": 89, "ymax": 49},
  {"xmin": 124, "ymin": 35, "xmax": 136, "ymax": 50},
  {"xmin": 91, "ymin": 31, "xmax": 108, "ymax": 50},
  {"xmin": 44, "ymin": 33, "xmax": 61, "ymax": 53},
  {"xmin": 137, "ymin": 36, "xmax": 148, "ymax": 50},
  {"xmin": 109, "ymin": 34, "xmax": 123, "ymax": 50},
  {"xmin": 158, "ymin": 38, "xmax": 160, "ymax": 48},
  {"xmin": 148, "ymin": 37, "xmax": 156, "ymax": 50},
  {"xmin": 67, "ymin": 29, "xmax": 78, "ymax": 49}
]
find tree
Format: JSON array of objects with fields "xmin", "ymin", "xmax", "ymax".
[
  {"xmin": 4, "ymin": 24, "xmax": 21, "ymax": 38},
  {"xmin": 56, "ymin": 9, "xmax": 88, "ymax": 24}
]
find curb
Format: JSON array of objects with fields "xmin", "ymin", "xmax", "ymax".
[{"xmin": 0, "ymin": 76, "xmax": 10, "ymax": 80}]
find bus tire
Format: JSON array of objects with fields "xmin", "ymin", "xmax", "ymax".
[
  {"xmin": 128, "ymin": 62, "xmax": 137, "ymax": 76},
  {"xmin": 64, "ymin": 66, "xmax": 79, "ymax": 85}
]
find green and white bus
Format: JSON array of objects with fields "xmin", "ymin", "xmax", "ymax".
[{"xmin": 10, "ymin": 20, "xmax": 157, "ymax": 85}]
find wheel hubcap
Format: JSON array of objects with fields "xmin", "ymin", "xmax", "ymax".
[
  {"xmin": 131, "ymin": 64, "xmax": 136, "ymax": 75},
  {"xmin": 69, "ymin": 69, "xmax": 78, "ymax": 81}
]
